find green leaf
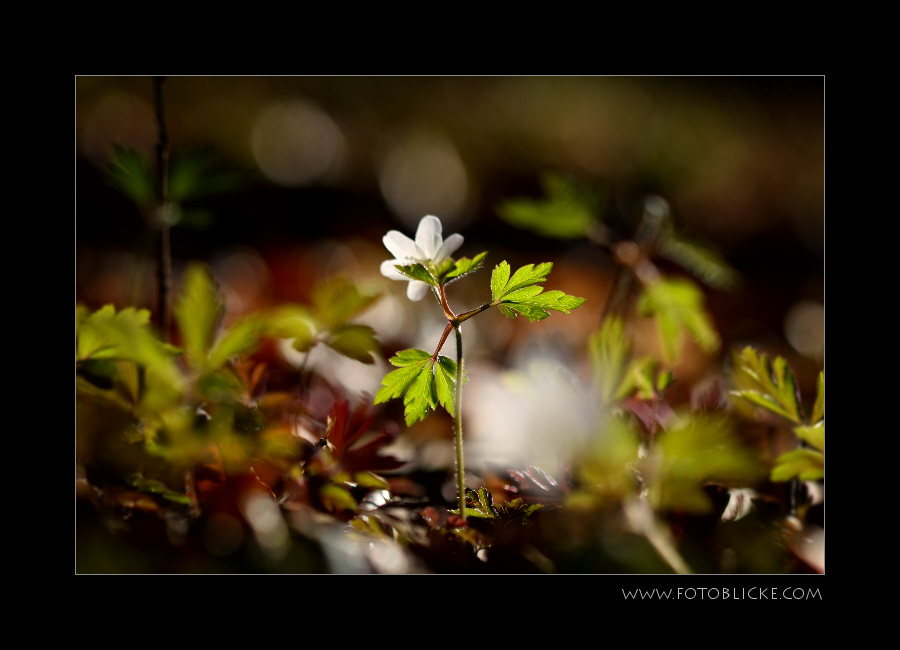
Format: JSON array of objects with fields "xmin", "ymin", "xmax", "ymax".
[
  {"xmin": 636, "ymin": 277, "xmax": 719, "ymax": 362},
  {"xmin": 729, "ymin": 347, "xmax": 804, "ymax": 425},
  {"xmin": 125, "ymin": 474, "xmax": 192, "ymax": 505},
  {"xmin": 502, "ymin": 285, "xmax": 545, "ymax": 302},
  {"xmin": 388, "ymin": 348, "xmax": 433, "ymax": 366},
  {"xmin": 105, "ymin": 145, "xmax": 156, "ymax": 207},
  {"xmin": 326, "ymin": 324, "xmax": 380, "ymax": 364},
  {"xmin": 167, "ymin": 148, "xmax": 244, "ymax": 203},
  {"xmin": 207, "ymin": 316, "xmax": 264, "ymax": 369},
  {"xmin": 647, "ymin": 412, "xmax": 765, "ymax": 513},
  {"xmin": 311, "ymin": 277, "xmax": 381, "ymax": 329},
  {"xmin": 502, "ymin": 262, "xmax": 553, "ymax": 298},
  {"xmin": 402, "ymin": 362, "xmax": 438, "ymax": 426},
  {"xmin": 445, "ymin": 252, "xmax": 488, "ymax": 281},
  {"xmin": 496, "ymin": 272, "xmax": 586, "ymax": 322},
  {"xmin": 771, "ymin": 448, "xmax": 824, "ymax": 482},
  {"xmin": 656, "ymin": 227, "xmax": 739, "ymax": 290},
  {"xmin": 374, "ymin": 362, "xmax": 428, "ymax": 404},
  {"xmin": 515, "ymin": 289, "xmax": 586, "ymax": 313},
  {"xmin": 319, "ymin": 483, "xmax": 358, "ymax": 512},
  {"xmin": 353, "ymin": 471, "xmax": 390, "ymax": 490},
  {"xmin": 76, "ymin": 305, "xmax": 153, "ymax": 361},
  {"xmin": 811, "ymin": 371, "xmax": 824, "ymax": 423},
  {"xmin": 496, "ymin": 171, "xmax": 600, "ymax": 239},
  {"xmin": 395, "ymin": 263, "xmax": 439, "ymax": 287},
  {"xmin": 794, "ymin": 420, "xmax": 824, "ymax": 453},
  {"xmin": 498, "ymin": 303, "xmax": 550, "ymax": 322},
  {"xmin": 491, "ymin": 261, "xmax": 510, "ymax": 301},
  {"xmin": 173, "ymin": 263, "xmax": 223, "ymax": 364},
  {"xmin": 589, "ymin": 316, "xmax": 631, "ymax": 403},
  {"xmin": 266, "ymin": 306, "xmax": 319, "ymax": 351},
  {"xmin": 434, "ymin": 356, "xmax": 459, "ymax": 416}
]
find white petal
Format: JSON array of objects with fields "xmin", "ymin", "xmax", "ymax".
[
  {"xmin": 415, "ymin": 215, "xmax": 443, "ymax": 259},
  {"xmin": 380, "ymin": 259, "xmax": 408, "ymax": 280},
  {"xmin": 407, "ymin": 280, "xmax": 430, "ymax": 301},
  {"xmin": 434, "ymin": 233, "xmax": 464, "ymax": 263},
  {"xmin": 383, "ymin": 231, "xmax": 423, "ymax": 262}
]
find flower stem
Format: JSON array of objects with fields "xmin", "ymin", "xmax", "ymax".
[{"xmin": 453, "ymin": 323, "xmax": 466, "ymax": 522}]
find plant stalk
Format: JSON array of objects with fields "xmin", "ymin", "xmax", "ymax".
[
  {"xmin": 153, "ymin": 75, "xmax": 172, "ymax": 343},
  {"xmin": 453, "ymin": 323, "xmax": 466, "ymax": 522}
]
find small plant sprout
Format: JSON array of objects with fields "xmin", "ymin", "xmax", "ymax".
[{"xmin": 374, "ymin": 214, "xmax": 587, "ymax": 523}]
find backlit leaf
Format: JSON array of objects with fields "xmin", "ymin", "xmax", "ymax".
[
  {"xmin": 656, "ymin": 227, "xmax": 739, "ymax": 290},
  {"xmin": 207, "ymin": 316, "xmax": 264, "ymax": 369},
  {"xmin": 636, "ymin": 277, "xmax": 719, "ymax": 362},
  {"xmin": 446, "ymin": 252, "xmax": 488, "ymax": 281},
  {"xmin": 326, "ymin": 324, "xmax": 380, "ymax": 364},
  {"xmin": 794, "ymin": 421, "xmax": 824, "ymax": 453},
  {"xmin": 395, "ymin": 263, "xmax": 439, "ymax": 287},
  {"xmin": 491, "ymin": 261, "xmax": 510, "ymax": 301},
  {"xmin": 811, "ymin": 371, "xmax": 824, "ymax": 423},
  {"xmin": 173, "ymin": 263, "xmax": 223, "ymax": 364},
  {"xmin": 729, "ymin": 347, "xmax": 804, "ymax": 425},
  {"xmin": 312, "ymin": 277, "xmax": 381, "ymax": 329},
  {"xmin": 496, "ymin": 171, "xmax": 600, "ymax": 239},
  {"xmin": 771, "ymin": 448, "xmax": 824, "ymax": 482}
]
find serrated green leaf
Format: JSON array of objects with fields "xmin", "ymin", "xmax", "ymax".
[
  {"xmin": 811, "ymin": 371, "xmax": 824, "ymax": 423},
  {"xmin": 403, "ymin": 363, "xmax": 438, "ymax": 426},
  {"xmin": 730, "ymin": 390, "xmax": 799, "ymax": 424},
  {"xmin": 374, "ymin": 361, "xmax": 429, "ymax": 404},
  {"xmin": 395, "ymin": 263, "xmax": 439, "ymax": 287},
  {"xmin": 76, "ymin": 305, "xmax": 153, "ymax": 361},
  {"xmin": 729, "ymin": 347, "xmax": 804, "ymax": 425},
  {"xmin": 446, "ymin": 252, "xmax": 488, "ymax": 280},
  {"xmin": 436, "ymin": 355, "xmax": 466, "ymax": 383},
  {"xmin": 207, "ymin": 316, "xmax": 264, "ymax": 369},
  {"xmin": 499, "ymin": 303, "xmax": 550, "ymax": 322},
  {"xmin": 173, "ymin": 263, "xmax": 223, "ymax": 364},
  {"xmin": 771, "ymin": 448, "xmax": 824, "ymax": 482},
  {"xmin": 491, "ymin": 261, "xmax": 510, "ymax": 301},
  {"xmin": 517, "ymin": 289, "xmax": 586, "ymax": 313},
  {"xmin": 476, "ymin": 488, "xmax": 497, "ymax": 517},
  {"xmin": 326, "ymin": 324, "xmax": 380, "ymax": 364},
  {"xmin": 502, "ymin": 285, "xmax": 545, "ymax": 302},
  {"xmin": 636, "ymin": 277, "xmax": 719, "ymax": 362},
  {"xmin": 501, "ymin": 262, "xmax": 553, "ymax": 298},
  {"xmin": 434, "ymin": 359, "xmax": 456, "ymax": 416},
  {"xmin": 794, "ymin": 421, "xmax": 824, "ymax": 453},
  {"xmin": 389, "ymin": 348, "xmax": 433, "ymax": 366}
]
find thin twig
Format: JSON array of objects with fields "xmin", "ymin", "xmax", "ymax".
[{"xmin": 153, "ymin": 76, "xmax": 172, "ymax": 343}]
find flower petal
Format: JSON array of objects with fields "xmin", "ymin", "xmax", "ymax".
[
  {"xmin": 415, "ymin": 215, "xmax": 443, "ymax": 259},
  {"xmin": 380, "ymin": 259, "xmax": 408, "ymax": 281},
  {"xmin": 407, "ymin": 280, "xmax": 430, "ymax": 301},
  {"xmin": 383, "ymin": 231, "xmax": 423, "ymax": 262},
  {"xmin": 434, "ymin": 233, "xmax": 464, "ymax": 263}
]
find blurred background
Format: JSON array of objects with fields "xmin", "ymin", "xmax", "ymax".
[{"xmin": 75, "ymin": 74, "xmax": 824, "ymax": 470}]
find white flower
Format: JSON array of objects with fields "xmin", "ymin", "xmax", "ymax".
[{"xmin": 380, "ymin": 215, "xmax": 463, "ymax": 301}]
